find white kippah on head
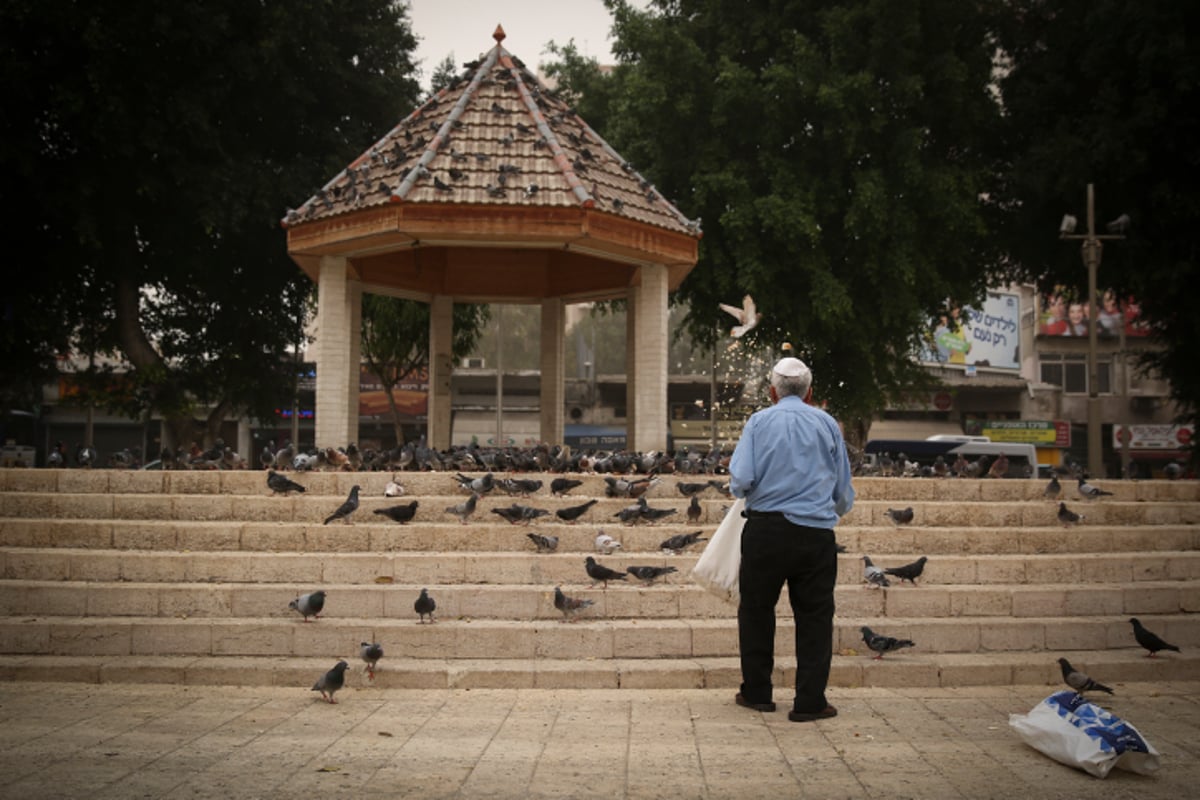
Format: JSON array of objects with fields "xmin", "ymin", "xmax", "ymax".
[{"xmin": 772, "ymin": 357, "xmax": 809, "ymax": 378}]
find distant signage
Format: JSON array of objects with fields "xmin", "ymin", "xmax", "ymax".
[
  {"xmin": 1038, "ymin": 285, "xmax": 1151, "ymax": 338},
  {"xmin": 1112, "ymin": 424, "xmax": 1193, "ymax": 450},
  {"xmin": 920, "ymin": 291, "xmax": 1021, "ymax": 371},
  {"xmin": 982, "ymin": 420, "xmax": 1070, "ymax": 447},
  {"xmin": 359, "ymin": 366, "xmax": 429, "ymax": 418}
]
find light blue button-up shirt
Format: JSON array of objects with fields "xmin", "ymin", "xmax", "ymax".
[{"xmin": 729, "ymin": 395, "xmax": 856, "ymax": 529}]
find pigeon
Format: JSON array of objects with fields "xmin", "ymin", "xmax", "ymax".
[
  {"xmin": 676, "ymin": 481, "xmax": 710, "ymax": 497},
  {"xmin": 526, "ymin": 532, "xmax": 559, "ymax": 552},
  {"xmin": 1163, "ymin": 462, "xmax": 1183, "ymax": 481},
  {"xmin": 289, "ymin": 590, "xmax": 326, "ymax": 622},
  {"xmin": 556, "ymin": 499, "xmax": 598, "ymax": 524},
  {"xmin": 987, "ymin": 453, "xmax": 1010, "ymax": 478},
  {"xmin": 384, "ymin": 476, "xmax": 405, "ymax": 497},
  {"xmin": 1057, "ymin": 657, "xmax": 1113, "ymax": 695},
  {"xmin": 414, "ymin": 588, "xmax": 437, "ymax": 623},
  {"xmin": 719, "ymin": 294, "xmax": 762, "ymax": 338},
  {"xmin": 707, "ymin": 480, "xmax": 731, "ymax": 496},
  {"xmin": 373, "ymin": 500, "xmax": 418, "ymax": 524},
  {"xmin": 1077, "ymin": 476, "xmax": 1113, "ymax": 499},
  {"xmin": 360, "ymin": 641, "xmax": 384, "ymax": 679},
  {"xmin": 312, "ymin": 660, "xmax": 349, "ymax": 703},
  {"xmin": 659, "ymin": 531, "xmax": 707, "ymax": 554},
  {"xmin": 615, "ymin": 499, "xmax": 646, "ymax": 525},
  {"xmin": 323, "ymin": 485, "xmax": 361, "ymax": 525},
  {"xmin": 595, "ymin": 531, "xmax": 622, "ymax": 554},
  {"xmin": 640, "ymin": 503, "xmax": 678, "ymax": 525},
  {"xmin": 1044, "ymin": 475, "xmax": 1062, "ymax": 500},
  {"xmin": 862, "ymin": 556, "xmax": 890, "ymax": 588},
  {"xmin": 454, "ymin": 472, "xmax": 495, "ymax": 495},
  {"xmin": 1057, "ymin": 502, "xmax": 1084, "ymax": 527},
  {"xmin": 686, "ymin": 495, "xmax": 703, "ymax": 523},
  {"xmin": 861, "ymin": 626, "xmax": 915, "ymax": 659},
  {"xmin": 445, "ymin": 492, "xmax": 479, "ymax": 524},
  {"xmin": 554, "ymin": 585, "xmax": 594, "ymax": 622},
  {"xmin": 885, "ymin": 507, "xmax": 914, "ymax": 526},
  {"xmin": 492, "ymin": 504, "xmax": 529, "ymax": 525},
  {"xmin": 585, "ymin": 556, "xmax": 628, "ymax": 588},
  {"xmin": 626, "ymin": 565, "xmax": 678, "ymax": 585},
  {"xmin": 551, "ymin": 477, "xmax": 583, "ymax": 496},
  {"xmin": 502, "ymin": 477, "xmax": 543, "ymax": 496},
  {"xmin": 267, "ymin": 470, "xmax": 306, "ymax": 495},
  {"xmin": 1129, "ymin": 618, "xmax": 1180, "ymax": 657},
  {"xmin": 883, "ymin": 556, "xmax": 928, "ymax": 585}
]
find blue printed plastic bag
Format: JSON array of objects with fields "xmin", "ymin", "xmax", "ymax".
[{"xmin": 1009, "ymin": 691, "xmax": 1161, "ymax": 778}]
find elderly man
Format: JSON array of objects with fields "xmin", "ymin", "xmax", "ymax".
[{"xmin": 729, "ymin": 357, "xmax": 856, "ymax": 722}]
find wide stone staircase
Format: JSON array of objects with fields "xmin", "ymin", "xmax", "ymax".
[{"xmin": 1, "ymin": 468, "xmax": 1196, "ymax": 690}]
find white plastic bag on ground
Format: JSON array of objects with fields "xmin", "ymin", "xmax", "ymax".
[
  {"xmin": 1009, "ymin": 691, "xmax": 1161, "ymax": 778},
  {"xmin": 690, "ymin": 496, "xmax": 745, "ymax": 605}
]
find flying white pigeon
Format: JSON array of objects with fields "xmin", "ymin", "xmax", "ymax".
[{"xmin": 719, "ymin": 294, "xmax": 762, "ymax": 338}]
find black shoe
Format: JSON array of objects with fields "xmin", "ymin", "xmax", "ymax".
[
  {"xmin": 788, "ymin": 705, "xmax": 837, "ymax": 722},
  {"xmin": 735, "ymin": 693, "xmax": 776, "ymax": 712}
]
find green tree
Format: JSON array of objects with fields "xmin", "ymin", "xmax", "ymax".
[
  {"xmin": 361, "ymin": 296, "xmax": 489, "ymax": 443},
  {"xmin": 992, "ymin": 0, "xmax": 1200, "ymax": 432},
  {"xmin": 429, "ymin": 54, "xmax": 460, "ymax": 95},
  {"xmin": 0, "ymin": 0, "xmax": 421, "ymax": 447},
  {"xmin": 554, "ymin": 0, "xmax": 1004, "ymax": 432}
]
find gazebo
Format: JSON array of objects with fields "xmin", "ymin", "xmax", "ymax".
[{"xmin": 284, "ymin": 26, "xmax": 701, "ymax": 451}]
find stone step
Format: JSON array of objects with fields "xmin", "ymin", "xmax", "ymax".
[
  {"xmin": 4, "ymin": 547, "xmax": 1199, "ymax": 587},
  {"xmin": 3, "ymin": 517, "xmax": 1197, "ymax": 554},
  {"xmin": 4, "ymin": 651, "xmax": 1197, "ymax": 689}
]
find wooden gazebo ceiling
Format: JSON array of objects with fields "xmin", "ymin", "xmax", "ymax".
[{"xmin": 284, "ymin": 26, "xmax": 700, "ymax": 303}]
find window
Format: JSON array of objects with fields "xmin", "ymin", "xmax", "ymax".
[{"xmin": 1039, "ymin": 354, "xmax": 1110, "ymax": 395}]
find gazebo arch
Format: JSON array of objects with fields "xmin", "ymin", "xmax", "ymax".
[{"xmin": 284, "ymin": 26, "xmax": 700, "ymax": 452}]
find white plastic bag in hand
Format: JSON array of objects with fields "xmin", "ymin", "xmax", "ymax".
[
  {"xmin": 690, "ymin": 496, "xmax": 745, "ymax": 605},
  {"xmin": 1009, "ymin": 691, "xmax": 1160, "ymax": 778}
]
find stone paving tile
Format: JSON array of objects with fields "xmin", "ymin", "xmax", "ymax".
[{"xmin": 0, "ymin": 682, "xmax": 1197, "ymax": 799}]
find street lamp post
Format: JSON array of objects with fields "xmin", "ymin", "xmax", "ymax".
[{"xmin": 1059, "ymin": 183, "xmax": 1125, "ymax": 477}]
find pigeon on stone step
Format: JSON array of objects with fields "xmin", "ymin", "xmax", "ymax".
[
  {"xmin": 445, "ymin": 492, "xmax": 479, "ymax": 524},
  {"xmin": 585, "ymin": 556, "xmax": 628, "ymax": 588},
  {"xmin": 862, "ymin": 556, "xmax": 890, "ymax": 588},
  {"xmin": 1129, "ymin": 617, "xmax": 1180, "ymax": 658},
  {"xmin": 686, "ymin": 495, "xmax": 703, "ymax": 523},
  {"xmin": 555, "ymin": 499, "xmax": 597, "ymax": 524},
  {"xmin": 312, "ymin": 660, "xmax": 349, "ymax": 703},
  {"xmin": 883, "ymin": 556, "xmax": 927, "ymax": 585},
  {"xmin": 554, "ymin": 585, "xmax": 594, "ymax": 622},
  {"xmin": 1044, "ymin": 475, "xmax": 1062, "ymax": 500},
  {"xmin": 289, "ymin": 590, "xmax": 326, "ymax": 621},
  {"xmin": 676, "ymin": 481, "xmax": 710, "ymax": 497},
  {"xmin": 323, "ymin": 485, "xmax": 361, "ymax": 524},
  {"xmin": 1057, "ymin": 657, "xmax": 1113, "ymax": 695},
  {"xmin": 384, "ymin": 475, "xmax": 405, "ymax": 497},
  {"xmin": 861, "ymin": 626, "xmax": 914, "ymax": 659},
  {"xmin": 550, "ymin": 477, "xmax": 583, "ymax": 496},
  {"xmin": 359, "ymin": 642, "xmax": 383, "ymax": 679},
  {"xmin": 615, "ymin": 499, "xmax": 646, "ymax": 525},
  {"xmin": 594, "ymin": 531, "xmax": 622, "ymax": 554},
  {"xmin": 267, "ymin": 470, "xmax": 306, "ymax": 495},
  {"xmin": 659, "ymin": 531, "xmax": 706, "ymax": 554},
  {"xmin": 1057, "ymin": 502, "xmax": 1083, "ymax": 527},
  {"xmin": 414, "ymin": 588, "xmax": 437, "ymax": 623},
  {"xmin": 526, "ymin": 532, "xmax": 559, "ymax": 552},
  {"xmin": 625, "ymin": 565, "xmax": 678, "ymax": 585},
  {"xmin": 1077, "ymin": 476, "xmax": 1113, "ymax": 500},
  {"xmin": 640, "ymin": 502, "xmax": 678, "ymax": 525},
  {"xmin": 373, "ymin": 500, "xmax": 418, "ymax": 524},
  {"xmin": 454, "ymin": 472, "xmax": 495, "ymax": 495},
  {"xmin": 885, "ymin": 507, "xmax": 914, "ymax": 526}
]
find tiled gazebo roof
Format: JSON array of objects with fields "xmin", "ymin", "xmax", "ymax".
[{"xmin": 284, "ymin": 26, "xmax": 701, "ymax": 302}]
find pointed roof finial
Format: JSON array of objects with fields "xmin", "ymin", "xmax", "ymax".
[{"xmin": 493, "ymin": 24, "xmax": 506, "ymax": 44}]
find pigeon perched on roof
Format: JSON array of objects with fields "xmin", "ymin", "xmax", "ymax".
[
  {"xmin": 626, "ymin": 565, "xmax": 678, "ymax": 585},
  {"xmin": 526, "ymin": 532, "xmax": 559, "ymax": 553},
  {"xmin": 883, "ymin": 556, "xmax": 928, "ymax": 585},
  {"xmin": 1057, "ymin": 502, "xmax": 1083, "ymax": 528},
  {"xmin": 885, "ymin": 507, "xmax": 914, "ymax": 526},
  {"xmin": 594, "ymin": 531, "xmax": 622, "ymax": 554},
  {"xmin": 719, "ymin": 294, "xmax": 762, "ymax": 338},
  {"xmin": 373, "ymin": 500, "xmax": 418, "ymax": 525},
  {"xmin": 659, "ymin": 531, "xmax": 707, "ymax": 554},
  {"xmin": 289, "ymin": 590, "xmax": 326, "ymax": 622},
  {"xmin": 1077, "ymin": 476, "xmax": 1113, "ymax": 499},
  {"xmin": 1057, "ymin": 657, "xmax": 1113, "ymax": 695},
  {"xmin": 414, "ymin": 588, "xmax": 436, "ymax": 624},
  {"xmin": 862, "ymin": 556, "xmax": 890, "ymax": 588},
  {"xmin": 359, "ymin": 642, "xmax": 383, "ymax": 680},
  {"xmin": 1044, "ymin": 475, "xmax": 1062, "ymax": 500},
  {"xmin": 585, "ymin": 556, "xmax": 628, "ymax": 588},
  {"xmin": 445, "ymin": 492, "xmax": 479, "ymax": 524},
  {"xmin": 861, "ymin": 626, "xmax": 914, "ymax": 659},
  {"xmin": 550, "ymin": 477, "xmax": 583, "ymax": 496},
  {"xmin": 323, "ymin": 485, "xmax": 361, "ymax": 525},
  {"xmin": 556, "ymin": 499, "xmax": 598, "ymax": 524},
  {"xmin": 312, "ymin": 660, "xmax": 349, "ymax": 703},
  {"xmin": 554, "ymin": 585, "xmax": 594, "ymax": 622},
  {"xmin": 267, "ymin": 470, "xmax": 306, "ymax": 495},
  {"xmin": 1129, "ymin": 618, "xmax": 1180, "ymax": 658}
]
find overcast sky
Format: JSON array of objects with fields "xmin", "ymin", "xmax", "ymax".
[{"xmin": 407, "ymin": 0, "xmax": 649, "ymax": 87}]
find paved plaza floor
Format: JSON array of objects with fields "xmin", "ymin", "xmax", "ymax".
[{"xmin": 0, "ymin": 680, "xmax": 1196, "ymax": 799}]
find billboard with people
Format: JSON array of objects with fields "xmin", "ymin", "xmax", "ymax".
[
  {"xmin": 1037, "ymin": 285, "xmax": 1150, "ymax": 338},
  {"xmin": 920, "ymin": 291, "xmax": 1021, "ymax": 370}
]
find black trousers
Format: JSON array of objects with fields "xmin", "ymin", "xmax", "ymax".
[{"xmin": 737, "ymin": 515, "xmax": 838, "ymax": 713}]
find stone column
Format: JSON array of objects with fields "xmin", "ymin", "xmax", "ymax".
[
  {"xmin": 630, "ymin": 264, "xmax": 669, "ymax": 451},
  {"xmin": 314, "ymin": 256, "xmax": 355, "ymax": 448},
  {"xmin": 625, "ymin": 286, "xmax": 638, "ymax": 447},
  {"xmin": 346, "ymin": 279, "xmax": 362, "ymax": 446},
  {"xmin": 427, "ymin": 294, "xmax": 454, "ymax": 450},
  {"xmin": 540, "ymin": 298, "xmax": 565, "ymax": 445}
]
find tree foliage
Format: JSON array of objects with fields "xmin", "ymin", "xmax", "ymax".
[
  {"xmin": 0, "ymin": 0, "xmax": 421, "ymax": 444},
  {"xmin": 555, "ymin": 0, "xmax": 1004, "ymax": 427},
  {"xmin": 992, "ymin": 0, "xmax": 1200, "ymax": 429}
]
